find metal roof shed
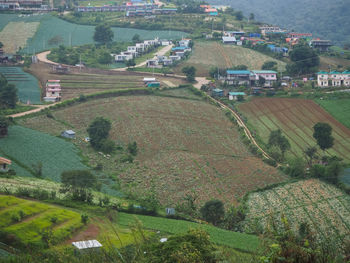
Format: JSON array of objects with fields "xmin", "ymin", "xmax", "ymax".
[{"xmin": 72, "ymin": 240, "xmax": 102, "ymax": 250}]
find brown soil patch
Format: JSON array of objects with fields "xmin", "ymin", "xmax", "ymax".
[{"xmin": 67, "ymin": 222, "xmax": 100, "ymax": 243}]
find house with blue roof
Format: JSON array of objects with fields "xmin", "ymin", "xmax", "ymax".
[
  {"xmin": 229, "ymin": 92, "xmax": 246, "ymax": 100},
  {"xmin": 226, "ymin": 70, "xmax": 251, "ymax": 85},
  {"xmin": 211, "ymin": 88, "xmax": 224, "ymax": 97},
  {"xmin": 317, "ymin": 71, "xmax": 350, "ymax": 87}
]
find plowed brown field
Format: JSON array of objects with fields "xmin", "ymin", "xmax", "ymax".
[{"xmin": 238, "ymin": 98, "xmax": 350, "ymax": 162}]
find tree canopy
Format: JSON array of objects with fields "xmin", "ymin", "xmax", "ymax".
[
  {"xmin": 0, "ymin": 74, "xmax": 17, "ymax": 109},
  {"xmin": 0, "ymin": 115, "xmax": 9, "ymax": 137},
  {"xmin": 313, "ymin": 122, "xmax": 334, "ymax": 151},
  {"xmin": 287, "ymin": 44, "xmax": 319, "ymax": 74},
  {"xmin": 200, "ymin": 199, "xmax": 225, "ymax": 226},
  {"xmin": 268, "ymin": 129, "xmax": 291, "ymax": 160},
  {"xmin": 93, "ymin": 24, "xmax": 114, "ymax": 44},
  {"xmin": 87, "ymin": 116, "xmax": 112, "ymax": 149},
  {"xmin": 182, "ymin": 66, "xmax": 196, "ymax": 82}
]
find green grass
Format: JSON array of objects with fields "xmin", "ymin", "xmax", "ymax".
[
  {"xmin": 0, "ymin": 14, "xmax": 186, "ymax": 54},
  {"xmin": 0, "ymin": 67, "xmax": 41, "ymax": 104},
  {"xmin": 117, "ymin": 212, "xmax": 260, "ymax": 253},
  {"xmin": 0, "ymin": 195, "xmax": 83, "ymax": 246},
  {"xmin": 0, "ymin": 125, "xmax": 88, "ymax": 181},
  {"xmin": 316, "ymin": 99, "xmax": 350, "ymax": 129}
]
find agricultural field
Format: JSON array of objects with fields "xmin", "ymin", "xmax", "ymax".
[
  {"xmin": 0, "ymin": 14, "xmax": 186, "ymax": 54},
  {"xmin": 174, "ymin": 41, "xmax": 286, "ymax": 77},
  {"xmin": 27, "ymin": 63, "xmax": 185, "ymax": 100},
  {"xmin": 243, "ymin": 179, "xmax": 350, "ymax": 244},
  {"xmin": 0, "ymin": 67, "xmax": 41, "ymax": 104},
  {"xmin": 0, "ymin": 195, "xmax": 83, "ymax": 247},
  {"xmin": 118, "ymin": 212, "xmax": 260, "ymax": 253},
  {"xmin": 238, "ymin": 98, "xmax": 350, "ymax": 162},
  {"xmin": 316, "ymin": 98, "xmax": 350, "ymax": 129},
  {"xmin": 319, "ymin": 56, "xmax": 350, "ymax": 71},
  {"xmin": 0, "ymin": 125, "xmax": 88, "ymax": 181},
  {"xmin": 0, "ymin": 22, "xmax": 39, "ymax": 53},
  {"xmin": 19, "ymin": 93, "xmax": 287, "ymax": 206}
]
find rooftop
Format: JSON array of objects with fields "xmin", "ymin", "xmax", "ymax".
[
  {"xmin": 227, "ymin": 70, "xmax": 251, "ymax": 75},
  {"xmin": 229, "ymin": 92, "xmax": 246, "ymax": 96},
  {"xmin": 0, "ymin": 157, "xmax": 11, "ymax": 165},
  {"xmin": 72, "ymin": 240, "xmax": 102, "ymax": 250},
  {"xmin": 252, "ymin": 70, "xmax": 277, "ymax": 74}
]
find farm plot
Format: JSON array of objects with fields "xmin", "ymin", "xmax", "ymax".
[
  {"xmin": 316, "ymin": 99, "xmax": 350, "ymax": 129},
  {"xmin": 243, "ymin": 179, "xmax": 350, "ymax": 244},
  {"xmin": 238, "ymin": 98, "xmax": 350, "ymax": 162},
  {"xmin": 0, "ymin": 67, "xmax": 41, "ymax": 104},
  {"xmin": 0, "ymin": 195, "xmax": 83, "ymax": 247},
  {"xmin": 27, "ymin": 63, "xmax": 185, "ymax": 100},
  {"xmin": 174, "ymin": 41, "xmax": 286, "ymax": 77},
  {"xmin": 0, "ymin": 14, "xmax": 187, "ymax": 54},
  {"xmin": 19, "ymin": 95, "xmax": 286, "ymax": 206},
  {"xmin": 0, "ymin": 125, "xmax": 88, "ymax": 181},
  {"xmin": 0, "ymin": 22, "xmax": 39, "ymax": 53}
]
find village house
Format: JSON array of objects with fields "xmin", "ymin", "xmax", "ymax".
[
  {"xmin": 72, "ymin": 240, "xmax": 102, "ymax": 252},
  {"xmin": 222, "ymin": 36, "xmax": 236, "ymax": 44},
  {"xmin": 61, "ymin": 130, "xmax": 76, "ymax": 139},
  {"xmin": 309, "ymin": 39, "xmax": 332, "ymax": 52},
  {"xmin": 226, "ymin": 70, "xmax": 251, "ymax": 85},
  {"xmin": 44, "ymin": 80, "xmax": 61, "ymax": 102},
  {"xmin": 251, "ymin": 70, "xmax": 278, "ymax": 87},
  {"xmin": 317, "ymin": 71, "xmax": 350, "ymax": 87},
  {"xmin": 229, "ymin": 92, "xmax": 246, "ymax": 100},
  {"xmin": 259, "ymin": 25, "xmax": 287, "ymax": 36},
  {"xmin": 0, "ymin": 157, "xmax": 11, "ymax": 172}
]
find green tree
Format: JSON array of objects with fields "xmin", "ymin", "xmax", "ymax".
[
  {"xmin": 182, "ymin": 66, "xmax": 196, "ymax": 82},
  {"xmin": 98, "ymin": 50, "xmax": 113, "ymax": 64},
  {"xmin": 127, "ymin": 141, "xmax": 138, "ymax": 156},
  {"xmin": 141, "ymin": 229, "xmax": 217, "ymax": 263},
  {"xmin": 287, "ymin": 44, "xmax": 319, "ymax": 74},
  {"xmin": 286, "ymin": 157, "xmax": 306, "ymax": 177},
  {"xmin": 313, "ymin": 122, "xmax": 334, "ymax": 152},
  {"xmin": 304, "ymin": 146, "xmax": 318, "ymax": 166},
  {"xmin": 126, "ymin": 58, "xmax": 136, "ymax": 68},
  {"xmin": 262, "ymin": 61, "xmax": 278, "ymax": 71},
  {"xmin": 235, "ymin": 11, "xmax": 244, "ymax": 21},
  {"xmin": 132, "ymin": 34, "xmax": 141, "ymax": 44},
  {"xmin": 60, "ymin": 170, "xmax": 98, "ymax": 202},
  {"xmin": 0, "ymin": 74, "xmax": 17, "ymax": 109},
  {"xmin": 200, "ymin": 199, "xmax": 225, "ymax": 226},
  {"xmin": 0, "ymin": 115, "xmax": 9, "ymax": 137},
  {"xmin": 93, "ymin": 24, "xmax": 114, "ymax": 45},
  {"xmin": 87, "ymin": 117, "xmax": 112, "ymax": 150},
  {"xmin": 249, "ymin": 13, "xmax": 255, "ymax": 21}
]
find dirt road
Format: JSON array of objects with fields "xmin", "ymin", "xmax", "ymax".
[{"xmin": 9, "ymin": 103, "xmax": 58, "ymax": 118}]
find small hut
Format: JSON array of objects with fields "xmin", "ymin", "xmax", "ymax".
[{"xmin": 0, "ymin": 157, "xmax": 11, "ymax": 172}]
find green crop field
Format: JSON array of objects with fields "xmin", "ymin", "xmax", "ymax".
[
  {"xmin": 0, "ymin": 67, "xmax": 41, "ymax": 104},
  {"xmin": 316, "ymin": 99, "xmax": 350, "ymax": 129},
  {"xmin": 0, "ymin": 125, "xmax": 88, "ymax": 181},
  {"xmin": 0, "ymin": 14, "xmax": 186, "ymax": 54},
  {"xmin": 118, "ymin": 212, "xmax": 260, "ymax": 253},
  {"xmin": 19, "ymin": 93, "xmax": 286, "ymax": 206},
  {"xmin": 238, "ymin": 98, "xmax": 350, "ymax": 162},
  {"xmin": 0, "ymin": 195, "xmax": 83, "ymax": 247},
  {"xmin": 174, "ymin": 41, "xmax": 286, "ymax": 77},
  {"xmin": 243, "ymin": 179, "xmax": 350, "ymax": 246}
]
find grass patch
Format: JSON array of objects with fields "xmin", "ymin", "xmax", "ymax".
[{"xmin": 316, "ymin": 98, "xmax": 350, "ymax": 129}]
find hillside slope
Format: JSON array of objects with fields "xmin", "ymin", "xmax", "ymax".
[{"xmin": 209, "ymin": 0, "xmax": 350, "ymax": 46}]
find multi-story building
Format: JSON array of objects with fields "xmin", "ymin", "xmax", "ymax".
[
  {"xmin": 317, "ymin": 71, "xmax": 350, "ymax": 87},
  {"xmin": 44, "ymin": 80, "xmax": 61, "ymax": 102},
  {"xmin": 226, "ymin": 70, "xmax": 278, "ymax": 87}
]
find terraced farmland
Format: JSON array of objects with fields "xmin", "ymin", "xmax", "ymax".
[
  {"xmin": 244, "ymin": 179, "xmax": 350, "ymax": 244},
  {"xmin": 20, "ymin": 94, "xmax": 287, "ymax": 205},
  {"xmin": 174, "ymin": 41, "xmax": 286, "ymax": 77},
  {"xmin": 238, "ymin": 98, "xmax": 350, "ymax": 162},
  {"xmin": 0, "ymin": 195, "xmax": 83, "ymax": 247},
  {"xmin": 0, "ymin": 67, "xmax": 41, "ymax": 104}
]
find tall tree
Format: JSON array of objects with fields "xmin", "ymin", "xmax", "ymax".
[
  {"xmin": 182, "ymin": 66, "xmax": 196, "ymax": 82},
  {"xmin": 132, "ymin": 34, "xmax": 141, "ymax": 44},
  {"xmin": 0, "ymin": 115, "xmax": 9, "ymax": 137},
  {"xmin": 87, "ymin": 117, "xmax": 112, "ymax": 149},
  {"xmin": 304, "ymin": 146, "xmax": 318, "ymax": 166},
  {"xmin": 313, "ymin": 122, "xmax": 334, "ymax": 152},
  {"xmin": 0, "ymin": 74, "xmax": 17, "ymax": 109},
  {"xmin": 268, "ymin": 129, "xmax": 291, "ymax": 160},
  {"xmin": 287, "ymin": 44, "xmax": 319, "ymax": 74},
  {"xmin": 93, "ymin": 24, "xmax": 114, "ymax": 45},
  {"xmin": 200, "ymin": 199, "xmax": 225, "ymax": 226}
]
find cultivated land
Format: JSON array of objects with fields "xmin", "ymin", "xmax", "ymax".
[
  {"xmin": 243, "ymin": 179, "xmax": 350, "ymax": 245},
  {"xmin": 27, "ymin": 63, "xmax": 185, "ymax": 100},
  {"xmin": 19, "ymin": 92, "xmax": 287, "ymax": 206},
  {"xmin": 0, "ymin": 22, "xmax": 39, "ymax": 53},
  {"xmin": 174, "ymin": 41, "xmax": 286, "ymax": 77},
  {"xmin": 316, "ymin": 99, "xmax": 350, "ymax": 129},
  {"xmin": 0, "ymin": 67, "xmax": 41, "ymax": 104},
  {"xmin": 238, "ymin": 98, "xmax": 350, "ymax": 162},
  {"xmin": 0, "ymin": 126, "xmax": 88, "ymax": 181},
  {"xmin": 0, "ymin": 14, "xmax": 186, "ymax": 54},
  {"xmin": 0, "ymin": 195, "xmax": 83, "ymax": 247},
  {"xmin": 319, "ymin": 56, "xmax": 350, "ymax": 71}
]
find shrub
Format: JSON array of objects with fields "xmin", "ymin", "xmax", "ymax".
[
  {"xmin": 200, "ymin": 199, "xmax": 225, "ymax": 226},
  {"xmin": 100, "ymin": 138, "xmax": 115, "ymax": 154},
  {"xmin": 81, "ymin": 214, "xmax": 89, "ymax": 225},
  {"xmin": 127, "ymin": 141, "xmax": 138, "ymax": 156}
]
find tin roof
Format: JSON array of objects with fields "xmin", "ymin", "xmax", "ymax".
[
  {"xmin": 226, "ymin": 70, "xmax": 250, "ymax": 75},
  {"xmin": 72, "ymin": 240, "xmax": 102, "ymax": 250},
  {"xmin": 0, "ymin": 157, "xmax": 11, "ymax": 165}
]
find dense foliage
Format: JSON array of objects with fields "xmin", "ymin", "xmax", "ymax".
[{"xmin": 0, "ymin": 74, "xmax": 17, "ymax": 109}]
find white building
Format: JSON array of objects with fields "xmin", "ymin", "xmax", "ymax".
[
  {"xmin": 317, "ymin": 71, "xmax": 350, "ymax": 87},
  {"xmin": 44, "ymin": 80, "xmax": 61, "ymax": 102},
  {"xmin": 251, "ymin": 70, "xmax": 278, "ymax": 87}
]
